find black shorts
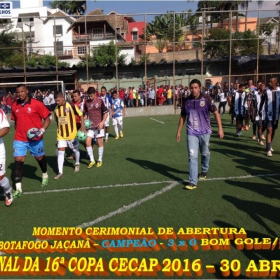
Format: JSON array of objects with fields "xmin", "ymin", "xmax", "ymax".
[
  {"xmin": 266, "ymin": 120, "xmax": 278, "ymax": 129},
  {"xmin": 256, "ymin": 120, "xmax": 264, "ymax": 127}
]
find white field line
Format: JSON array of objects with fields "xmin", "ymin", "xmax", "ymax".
[
  {"xmin": 150, "ymin": 118, "xmax": 165, "ymax": 124},
  {"xmin": 2, "ymin": 172, "xmax": 279, "ymax": 197},
  {"xmin": 77, "ymin": 181, "xmax": 179, "ymax": 228}
]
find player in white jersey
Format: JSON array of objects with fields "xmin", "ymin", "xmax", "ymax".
[
  {"xmin": 254, "ymin": 81, "xmax": 266, "ymax": 145},
  {"xmin": 100, "ymin": 86, "xmax": 112, "ymax": 142},
  {"xmin": 233, "ymin": 84, "xmax": 246, "ymax": 136},
  {"xmin": 259, "ymin": 77, "xmax": 280, "ymax": 157},
  {"xmin": 111, "ymin": 90, "xmax": 125, "ymax": 139},
  {"xmin": 0, "ymin": 109, "xmax": 13, "ymax": 206}
]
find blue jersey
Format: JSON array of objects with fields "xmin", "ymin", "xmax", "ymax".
[
  {"xmin": 112, "ymin": 98, "xmax": 124, "ymax": 118},
  {"xmin": 100, "ymin": 93, "xmax": 112, "ymax": 109}
]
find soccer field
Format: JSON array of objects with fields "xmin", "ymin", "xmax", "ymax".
[{"xmin": 1, "ymin": 113, "xmax": 280, "ymax": 279}]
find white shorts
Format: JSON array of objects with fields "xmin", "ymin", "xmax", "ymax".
[
  {"xmin": 57, "ymin": 139, "xmax": 79, "ymax": 151},
  {"xmin": 0, "ymin": 156, "xmax": 6, "ymax": 177},
  {"xmin": 87, "ymin": 128, "xmax": 105, "ymax": 139},
  {"xmin": 112, "ymin": 117, "xmax": 123, "ymax": 126},
  {"xmin": 104, "ymin": 113, "xmax": 110, "ymax": 127}
]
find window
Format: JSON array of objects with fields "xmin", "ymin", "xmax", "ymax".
[
  {"xmin": 118, "ymin": 71, "xmax": 140, "ymax": 79},
  {"xmin": 132, "ymin": 31, "xmax": 138, "ymax": 41},
  {"xmin": 77, "ymin": 46, "xmax": 87, "ymax": 55},
  {"xmin": 92, "ymin": 28, "xmax": 103, "ymax": 38},
  {"xmin": 53, "ymin": 25, "xmax": 63, "ymax": 36},
  {"xmin": 54, "ymin": 41, "xmax": 63, "ymax": 55},
  {"xmin": 92, "ymin": 72, "xmax": 113, "ymax": 80},
  {"xmin": 159, "ymin": 69, "xmax": 173, "ymax": 77}
]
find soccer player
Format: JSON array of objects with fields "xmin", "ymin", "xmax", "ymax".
[
  {"xmin": 67, "ymin": 89, "xmax": 86, "ymax": 160},
  {"xmin": 111, "ymin": 90, "xmax": 125, "ymax": 139},
  {"xmin": 0, "ymin": 108, "xmax": 13, "ymax": 206},
  {"xmin": 233, "ymin": 84, "xmax": 246, "ymax": 136},
  {"xmin": 259, "ymin": 77, "xmax": 280, "ymax": 157},
  {"xmin": 11, "ymin": 84, "xmax": 51, "ymax": 197},
  {"xmin": 100, "ymin": 86, "xmax": 112, "ymax": 142},
  {"xmin": 53, "ymin": 92, "xmax": 86, "ymax": 179},
  {"xmin": 255, "ymin": 81, "xmax": 266, "ymax": 145},
  {"xmin": 84, "ymin": 87, "xmax": 108, "ymax": 168},
  {"xmin": 176, "ymin": 79, "xmax": 224, "ymax": 190}
]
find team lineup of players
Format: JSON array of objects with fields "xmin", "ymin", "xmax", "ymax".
[
  {"xmin": 0, "ymin": 77, "xmax": 278, "ymax": 206},
  {"xmin": 0, "ymin": 84, "xmax": 125, "ymax": 206},
  {"xmin": 227, "ymin": 77, "xmax": 279, "ymax": 157}
]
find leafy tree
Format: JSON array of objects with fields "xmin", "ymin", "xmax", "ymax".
[
  {"xmin": 50, "ymin": 1, "xmax": 86, "ymax": 15},
  {"xmin": 77, "ymin": 41, "xmax": 127, "ymax": 67},
  {"xmin": 26, "ymin": 54, "xmax": 70, "ymax": 67},
  {"xmin": 204, "ymin": 28, "xmax": 263, "ymax": 58},
  {"xmin": 0, "ymin": 30, "xmax": 21, "ymax": 67},
  {"xmin": 259, "ymin": 22, "xmax": 275, "ymax": 37},
  {"xmin": 141, "ymin": 10, "xmax": 194, "ymax": 52}
]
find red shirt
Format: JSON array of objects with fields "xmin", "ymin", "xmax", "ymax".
[
  {"xmin": 11, "ymin": 98, "xmax": 50, "ymax": 141},
  {"xmin": 119, "ymin": 90, "xmax": 125, "ymax": 101}
]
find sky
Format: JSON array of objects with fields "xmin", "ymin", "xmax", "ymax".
[{"xmin": 10, "ymin": 0, "xmax": 279, "ymax": 20}]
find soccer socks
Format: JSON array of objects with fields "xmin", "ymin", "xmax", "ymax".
[
  {"xmin": 86, "ymin": 146, "xmax": 94, "ymax": 162},
  {"xmin": 0, "ymin": 177, "xmax": 11, "ymax": 194},
  {"xmin": 266, "ymin": 142, "xmax": 271, "ymax": 152},
  {"xmin": 258, "ymin": 132, "xmax": 262, "ymax": 142},
  {"xmin": 98, "ymin": 147, "xmax": 104, "ymax": 162},
  {"xmin": 58, "ymin": 150, "xmax": 65, "ymax": 174},
  {"xmin": 105, "ymin": 133, "xmax": 109, "ymax": 140},
  {"xmin": 120, "ymin": 124, "xmax": 123, "ymax": 131},
  {"xmin": 73, "ymin": 150, "xmax": 80, "ymax": 165},
  {"xmin": 14, "ymin": 161, "xmax": 23, "ymax": 189},
  {"xmin": 114, "ymin": 125, "xmax": 119, "ymax": 136},
  {"xmin": 36, "ymin": 155, "xmax": 47, "ymax": 174}
]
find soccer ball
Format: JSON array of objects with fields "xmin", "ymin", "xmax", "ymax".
[
  {"xmin": 76, "ymin": 131, "xmax": 87, "ymax": 142},
  {"xmin": 84, "ymin": 119, "xmax": 92, "ymax": 130},
  {"xmin": 27, "ymin": 128, "xmax": 39, "ymax": 141}
]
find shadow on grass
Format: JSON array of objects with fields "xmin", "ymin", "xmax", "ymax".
[
  {"xmin": 222, "ymin": 195, "xmax": 279, "ymax": 237},
  {"xmin": 126, "ymin": 157, "xmax": 186, "ymax": 182},
  {"xmin": 211, "ymin": 220, "xmax": 279, "ymax": 279},
  {"xmin": 45, "ymin": 155, "xmax": 77, "ymax": 174}
]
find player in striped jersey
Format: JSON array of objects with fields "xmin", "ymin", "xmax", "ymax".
[
  {"xmin": 259, "ymin": 77, "xmax": 280, "ymax": 157},
  {"xmin": 54, "ymin": 92, "xmax": 86, "ymax": 179},
  {"xmin": 100, "ymin": 86, "xmax": 112, "ymax": 142},
  {"xmin": 111, "ymin": 90, "xmax": 125, "ymax": 139}
]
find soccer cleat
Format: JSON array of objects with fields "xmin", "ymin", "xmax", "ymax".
[
  {"xmin": 12, "ymin": 190, "xmax": 22, "ymax": 199},
  {"xmin": 96, "ymin": 161, "xmax": 102, "ymax": 168},
  {"xmin": 120, "ymin": 131, "xmax": 124, "ymax": 138},
  {"xmin": 184, "ymin": 184, "xmax": 197, "ymax": 190},
  {"xmin": 5, "ymin": 192, "xmax": 13, "ymax": 206},
  {"xmin": 41, "ymin": 177, "xmax": 49, "ymax": 187},
  {"xmin": 261, "ymin": 135, "xmax": 265, "ymax": 140},
  {"xmin": 259, "ymin": 141, "xmax": 264, "ymax": 146},
  {"xmin": 252, "ymin": 135, "xmax": 256, "ymax": 140},
  {"xmin": 267, "ymin": 150, "xmax": 272, "ymax": 157},
  {"xmin": 270, "ymin": 147, "xmax": 274, "ymax": 152},
  {"xmin": 105, "ymin": 138, "xmax": 108, "ymax": 143},
  {"xmin": 74, "ymin": 164, "xmax": 80, "ymax": 172},
  {"xmin": 54, "ymin": 173, "xmax": 63, "ymax": 180},
  {"xmin": 198, "ymin": 172, "xmax": 207, "ymax": 180},
  {"xmin": 245, "ymin": 125, "xmax": 249, "ymax": 131},
  {"xmin": 115, "ymin": 136, "xmax": 119, "ymax": 140},
  {"xmin": 87, "ymin": 161, "xmax": 96, "ymax": 169},
  {"xmin": 236, "ymin": 131, "xmax": 242, "ymax": 137}
]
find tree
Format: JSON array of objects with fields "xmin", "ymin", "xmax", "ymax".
[
  {"xmin": 204, "ymin": 28, "xmax": 263, "ymax": 58},
  {"xmin": 50, "ymin": 1, "xmax": 86, "ymax": 15},
  {"xmin": 0, "ymin": 30, "xmax": 21, "ymax": 67},
  {"xmin": 77, "ymin": 41, "xmax": 127, "ymax": 67},
  {"xmin": 141, "ymin": 10, "xmax": 192, "ymax": 52}
]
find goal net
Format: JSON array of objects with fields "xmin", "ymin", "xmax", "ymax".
[{"xmin": 0, "ymin": 80, "xmax": 65, "ymax": 99}]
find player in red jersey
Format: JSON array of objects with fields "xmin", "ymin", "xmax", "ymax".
[
  {"xmin": 11, "ymin": 84, "xmax": 51, "ymax": 197},
  {"xmin": 84, "ymin": 87, "xmax": 108, "ymax": 168}
]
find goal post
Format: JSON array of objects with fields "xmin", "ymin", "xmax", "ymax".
[{"xmin": 0, "ymin": 80, "xmax": 65, "ymax": 97}]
